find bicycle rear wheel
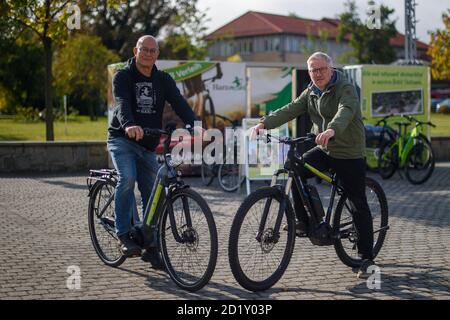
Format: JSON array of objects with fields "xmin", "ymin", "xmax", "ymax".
[
  {"xmin": 200, "ymin": 161, "xmax": 215, "ymax": 186},
  {"xmin": 88, "ymin": 180, "xmax": 126, "ymax": 267},
  {"xmin": 405, "ymin": 134, "xmax": 435, "ymax": 185},
  {"xmin": 218, "ymin": 163, "xmax": 245, "ymax": 192},
  {"xmin": 159, "ymin": 188, "xmax": 218, "ymax": 292},
  {"xmin": 228, "ymin": 187, "xmax": 295, "ymax": 292},
  {"xmin": 333, "ymin": 177, "xmax": 388, "ymax": 268}
]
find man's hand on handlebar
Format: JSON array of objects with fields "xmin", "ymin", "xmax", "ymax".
[
  {"xmin": 125, "ymin": 125, "xmax": 144, "ymax": 141},
  {"xmin": 249, "ymin": 122, "xmax": 265, "ymax": 140},
  {"xmin": 315, "ymin": 128, "xmax": 335, "ymax": 147}
]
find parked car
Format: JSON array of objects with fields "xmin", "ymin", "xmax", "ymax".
[
  {"xmin": 431, "ymin": 98, "xmax": 443, "ymax": 113},
  {"xmin": 437, "ymin": 98, "xmax": 450, "ymax": 114}
]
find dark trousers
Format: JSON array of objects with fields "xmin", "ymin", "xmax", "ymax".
[{"xmin": 292, "ymin": 146, "xmax": 374, "ymax": 260}]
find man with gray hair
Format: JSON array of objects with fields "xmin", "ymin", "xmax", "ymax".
[
  {"xmin": 108, "ymin": 35, "xmax": 197, "ymax": 269},
  {"xmin": 250, "ymin": 51, "xmax": 375, "ymax": 278}
]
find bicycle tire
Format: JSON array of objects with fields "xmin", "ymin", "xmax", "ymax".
[
  {"xmin": 200, "ymin": 161, "xmax": 215, "ymax": 186},
  {"xmin": 159, "ymin": 188, "xmax": 218, "ymax": 292},
  {"xmin": 88, "ymin": 180, "xmax": 126, "ymax": 267},
  {"xmin": 333, "ymin": 177, "xmax": 388, "ymax": 268},
  {"xmin": 202, "ymin": 95, "xmax": 216, "ymax": 129},
  {"xmin": 378, "ymin": 141, "xmax": 397, "ymax": 179},
  {"xmin": 405, "ymin": 134, "xmax": 435, "ymax": 185},
  {"xmin": 217, "ymin": 163, "xmax": 245, "ymax": 192},
  {"xmin": 228, "ymin": 187, "xmax": 296, "ymax": 292}
]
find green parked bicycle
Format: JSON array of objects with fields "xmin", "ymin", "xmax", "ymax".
[{"xmin": 377, "ymin": 114, "xmax": 435, "ymax": 185}]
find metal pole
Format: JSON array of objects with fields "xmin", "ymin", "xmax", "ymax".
[{"xmin": 64, "ymin": 95, "xmax": 68, "ymax": 135}]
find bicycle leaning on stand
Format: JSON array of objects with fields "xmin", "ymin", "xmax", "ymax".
[
  {"xmin": 87, "ymin": 124, "xmax": 218, "ymax": 292},
  {"xmin": 200, "ymin": 113, "xmax": 245, "ymax": 192},
  {"xmin": 377, "ymin": 114, "xmax": 435, "ymax": 185}
]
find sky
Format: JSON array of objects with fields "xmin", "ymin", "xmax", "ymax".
[{"xmin": 197, "ymin": 0, "xmax": 449, "ymax": 44}]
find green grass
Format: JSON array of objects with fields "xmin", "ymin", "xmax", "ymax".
[
  {"xmin": 0, "ymin": 113, "xmax": 449, "ymax": 141},
  {"xmin": 0, "ymin": 115, "xmax": 108, "ymax": 141}
]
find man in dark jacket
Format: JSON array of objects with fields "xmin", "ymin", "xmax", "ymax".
[{"xmin": 108, "ymin": 35, "xmax": 197, "ymax": 268}]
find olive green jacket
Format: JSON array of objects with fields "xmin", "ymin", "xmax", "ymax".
[{"xmin": 261, "ymin": 70, "xmax": 365, "ymax": 159}]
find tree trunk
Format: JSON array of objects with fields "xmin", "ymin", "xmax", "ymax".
[{"xmin": 43, "ymin": 37, "xmax": 54, "ymax": 141}]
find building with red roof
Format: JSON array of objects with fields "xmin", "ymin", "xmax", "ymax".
[{"xmin": 205, "ymin": 11, "xmax": 429, "ymax": 65}]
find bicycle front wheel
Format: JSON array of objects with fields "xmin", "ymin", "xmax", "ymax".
[
  {"xmin": 333, "ymin": 177, "xmax": 389, "ymax": 268},
  {"xmin": 228, "ymin": 187, "xmax": 296, "ymax": 292},
  {"xmin": 88, "ymin": 180, "xmax": 126, "ymax": 267},
  {"xmin": 405, "ymin": 134, "xmax": 435, "ymax": 185},
  {"xmin": 378, "ymin": 142, "xmax": 397, "ymax": 179},
  {"xmin": 159, "ymin": 188, "xmax": 218, "ymax": 292}
]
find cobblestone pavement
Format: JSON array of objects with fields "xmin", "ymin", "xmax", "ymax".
[{"xmin": 0, "ymin": 163, "xmax": 449, "ymax": 300}]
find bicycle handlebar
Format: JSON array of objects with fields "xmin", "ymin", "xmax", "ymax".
[
  {"xmin": 143, "ymin": 124, "xmax": 195, "ymax": 156},
  {"xmin": 261, "ymin": 133, "xmax": 317, "ymax": 145},
  {"xmin": 401, "ymin": 114, "xmax": 436, "ymax": 128},
  {"xmin": 143, "ymin": 124, "xmax": 195, "ymax": 137},
  {"xmin": 374, "ymin": 113, "xmax": 436, "ymax": 129},
  {"xmin": 374, "ymin": 114, "xmax": 395, "ymax": 127}
]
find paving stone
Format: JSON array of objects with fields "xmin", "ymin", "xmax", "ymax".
[{"xmin": 1, "ymin": 163, "xmax": 449, "ymax": 299}]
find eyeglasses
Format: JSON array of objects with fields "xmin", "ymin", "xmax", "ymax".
[
  {"xmin": 308, "ymin": 66, "xmax": 329, "ymax": 75},
  {"xmin": 138, "ymin": 47, "xmax": 159, "ymax": 55}
]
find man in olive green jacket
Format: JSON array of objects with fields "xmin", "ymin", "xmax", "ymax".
[{"xmin": 250, "ymin": 52, "xmax": 374, "ymax": 278}]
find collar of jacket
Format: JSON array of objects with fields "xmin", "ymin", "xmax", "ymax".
[{"xmin": 308, "ymin": 70, "xmax": 338, "ymax": 97}]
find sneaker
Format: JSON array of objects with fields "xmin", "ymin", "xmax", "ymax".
[
  {"xmin": 118, "ymin": 233, "xmax": 141, "ymax": 257},
  {"xmin": 356, "ymin": 259, "xmax": 376, "ymax": 279},
  {"xmin": 141, "ymin": 248, "xmax": 165, "ymax": 271},
  {"xmin": 283, "ymin": 221, "xmax": 308, "ymax": 236}
]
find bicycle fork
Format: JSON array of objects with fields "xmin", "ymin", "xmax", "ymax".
[
  {"xmin": 256, "ymin": 173, "xmax": 293, "ymax": 243},
  {"xmin": 165, "ymin": 192, "xmax": 194, "ymax": 244}
]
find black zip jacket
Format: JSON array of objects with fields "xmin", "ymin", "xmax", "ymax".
[{"xmin": 108, "ymin": 58, "xmax": 197, "ymax": 151}]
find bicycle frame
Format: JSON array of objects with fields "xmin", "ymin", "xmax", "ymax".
[
  {"xmin": 257, "ymin": 138, "xmax": 344, "ymax": 241},
  {"xmin": 138, "ymin": 132, "xmax": 193, "ymax": 247},
  {"xmin": 384, "ymin": 122, "xmax": 423, "ymax": 168}
]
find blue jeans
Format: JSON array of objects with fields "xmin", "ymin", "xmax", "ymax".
[{"xmin": 107, "ymin": 137, "xmax": 160, "ymax": 236}]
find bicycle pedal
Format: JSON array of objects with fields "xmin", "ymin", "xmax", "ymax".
[
  {"xmin": 124, "ymin": 252, "xmax": 142, "ymax": 258},
  {"xmin": 296, "ymin": 230, "xmax": 308, "ymax": 237},
  {"xmin": 121, "ymin": 249, "xmax": 142, "ymax": 258}
]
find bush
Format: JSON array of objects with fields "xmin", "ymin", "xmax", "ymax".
[
  {"xmin": 38, "ymin": 107, "xmax": 80, "ymax": 121},
  {"xmin": 16, "ymin": 106, "xmax": 41, "ymax": 121}
]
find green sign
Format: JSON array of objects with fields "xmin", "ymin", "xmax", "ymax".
[
  {"xmin": 361, "ymin": 65, "xmax": 429, "ymax": 120},
  {"xmin": 162, "ymin": 61, "xmax": 217, "ymax": 82}
]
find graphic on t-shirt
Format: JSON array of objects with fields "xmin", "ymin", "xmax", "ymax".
[{"xmin": 135, "ymin": 82, "xmax": 156, "ymax": 114}]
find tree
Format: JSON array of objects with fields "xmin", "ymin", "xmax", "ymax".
[
  {"xmin": 3, "ymin": 0, "xmax": 121, "ymax": 140},
  {"xmin": 0, "ymin": 31, "xmax": 46, "ymax": 114},
  {"xmin": 84, "ymin": 0, "xmax": 208, "ymax": 60},
  {"xmin": 428, "ymin": 9, "xmax": 450, "ymax": 80},
  {"xmin": 53, "ymin": 34, "xmax": 120, "ymax": 120},
  {"xmin": 337, "ymin": 0, "xmax": 397, "ymax": 64},
  {"xmin": 158, "ymin": 6, "xmax": 209, "ymax": 60},
  {"xmin": 301, "ymin": 29, "xmax": 330, "ymax": 57},
  {"xmin": 159, "ymin": 33, "xmax": 207, "ymax": 60}
]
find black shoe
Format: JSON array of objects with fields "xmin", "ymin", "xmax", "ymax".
[
  {"xmin": 356, "ymin": 259, "xmax": 376, "ymax": 279},
  {"xmin": 141, "ymin": 248, "xmax": 165, "ymax": 271},
  {"xmin": 283, "ymin": 221, "xmax": 308, "ymax": 236},
  {"xmin": 118, "ymin": 233, "xmax": 141, "ymax": 257}
]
